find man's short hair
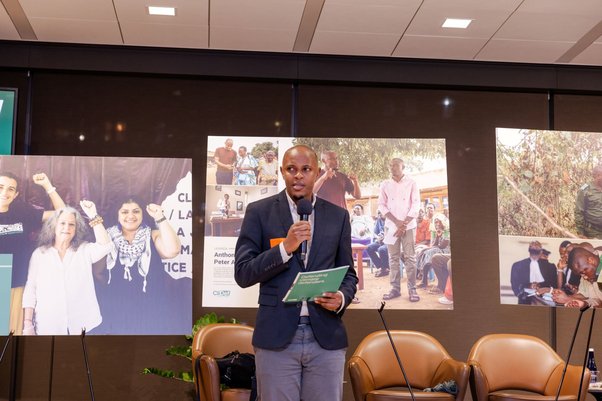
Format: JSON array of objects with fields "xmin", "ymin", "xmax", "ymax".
[
  {"xmin": 567, "ymin": 247, "xmax": 593, "ymax": 271},
  {"xmin": 0, "ymin": 171, "xmax": 19, "ymax": 189},
  {"xmin": 391, "ymin": 158, "xmax": 404, "ymax": 168}
]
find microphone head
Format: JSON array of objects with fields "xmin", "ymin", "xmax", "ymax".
[{"xmin": 297, "ymin": 199, "xmax": 313, "ymax": 216}]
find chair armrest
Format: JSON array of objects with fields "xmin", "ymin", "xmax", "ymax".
[
  {"xmin": 433, "ymin": 358, "xmax": 470, "ymax": 401},
  {"xmin": 348, "ymin": 356, "xmax": 376, "ymax": 401},
  {"xmin": 545, "ymin": 364, "xmax": 591, "ymax": 401},
  {"xmin": 192, "ymin": 354, "xmax": 222, "ymax": 401},
  {"xmin": 469, "ymin": 361, "xmax": 491, "ymax": 401}
]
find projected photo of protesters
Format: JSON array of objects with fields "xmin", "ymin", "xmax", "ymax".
[
  {"xmin": 22, "ymin": 201, "xmax": 112, "ymax": 335},
  {"xmin": 0, "ymin": 172, "xmax": 66, "ymax": 335},
  {"xmin": 96, "ymin": 196, "xmax": 181, "ymax": 334}
]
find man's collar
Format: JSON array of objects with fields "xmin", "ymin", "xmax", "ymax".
[{"xmin": 284, "ymin": 191, "xmax": 316, "ymax": 212}]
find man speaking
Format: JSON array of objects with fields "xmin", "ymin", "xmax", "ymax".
[{"xmin": 235, "ymin": 144, "xmax": 358, "ymax": 401}]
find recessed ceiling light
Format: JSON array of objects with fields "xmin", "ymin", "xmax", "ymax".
[
  {"xmin": 442, "ymin": 18, "xmax": 472, "ymax": 29},
  {"xmin": 148, "ymin": 6, "xmax": 176, "ymax": 16}
]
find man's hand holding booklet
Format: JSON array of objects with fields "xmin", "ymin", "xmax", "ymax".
[{"xmin": 282, "ymin": 265, "xmax": 349, "ymax": 302}]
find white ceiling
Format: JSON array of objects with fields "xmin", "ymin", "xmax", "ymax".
[{"xmin": 2, "ymin": 0, "xmax": 602, "ymax": 66}]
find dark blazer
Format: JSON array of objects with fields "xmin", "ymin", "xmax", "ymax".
[
  {"xmin": 510, "ymin": 257, "xmax": 557, "ymax": 302},
  {"xmin": 235, "ymin": 190, "xmax": 358, "ymax": 350}
]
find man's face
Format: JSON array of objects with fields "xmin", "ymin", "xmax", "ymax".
[
  {"xmin": 528, "ymin": 242, "xmax": 542, "ymax": 259},
  {"xmin": 238, "ymin": 147, "xmax": 247, "ymax": 157},
  {"xmin": 266, "ymin": 151, "xmax": 275, "ymax": 162},
  {"xmin": 0, "ymin": 176, "xmax": 18, "ymax": 209},
  {"xmin": 353, "ymin": 206, "xmax": 362, "ymax": 216},
  {"xmin": 559, "ymin": 245, "xmax": 569, "ymax": 261},
  {"xmin": 426, "ymin": 204, "xmax": 435, "ymax": 217},
  {"xmin": 389, "ymin": 160, "xmax": 403, "ymax": 178},
  {"xmin": 281, "ymin": 147, "xmax": 318, "ymax": 202},
  {"xmin": 225, "ymin": 139, "xmax": 233, "ymax": 150},
  {"xmin": 322, "ymin": 152, "xmax": 339, "ymax": 170},
  {"xmin": 572, "ymin": 255, "xmax": 598, "ymax": 282}
]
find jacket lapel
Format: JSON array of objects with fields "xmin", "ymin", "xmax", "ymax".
[
  {"xmin": 307, "ymin": 199, "xmax": 323, "ymax": 270},
  {"xmin": 277, "ymin": 190, "xmax": 294, "ymax": 235}
]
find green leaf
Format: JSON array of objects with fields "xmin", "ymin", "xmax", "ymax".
[
  {"xmin": 142, "ymin": 367, "xmax": 194, "ymax": 383},
  {"xmin": 166, "ymin": 345, "xmax": 192, "ymax": 360}
]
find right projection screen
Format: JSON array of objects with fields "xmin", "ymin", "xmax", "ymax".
[{"xmin": 497, "ymin": 128, "xmax": 602, "ymax": 307}]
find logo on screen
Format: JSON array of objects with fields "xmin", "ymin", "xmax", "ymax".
[{"xmin": 212, "ymin": 290, "xmax": 231, "ymax": 297}]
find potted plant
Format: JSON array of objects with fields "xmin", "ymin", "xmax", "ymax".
[{"xmin": 142, "ymin": 312, "xmax": 238, "ymax": 382}]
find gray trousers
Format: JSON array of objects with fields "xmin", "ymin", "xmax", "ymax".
[
  {"xmin": 387, "ymin": 228, "xmax": 417, "ymax": 292},
  {"xmin": 254, "ymin": 323, "xmax": 346, "ymax": 401}
]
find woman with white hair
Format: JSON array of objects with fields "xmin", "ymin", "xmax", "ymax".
[{"xmin": 22, "ymin": 201, "xmax": 113, "ymax": 335}]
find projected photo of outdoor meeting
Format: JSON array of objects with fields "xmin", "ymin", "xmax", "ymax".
[{"xmin": 497, "ymin": 128, "xmax": 602, "ymax": 308}]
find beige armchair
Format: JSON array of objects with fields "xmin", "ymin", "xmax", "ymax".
[
  {"xmin": 468, "ymin": 334, "xmax": 590, "ymax": 401},
  {"xmin": 191, "ymin": 323, "xmax": 254, "ymax": 401},
  {"xmin": 348, "ymin": 330, "xmax": 469, "ymax": 401}
]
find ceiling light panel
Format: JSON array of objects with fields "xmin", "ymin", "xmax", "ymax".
[
  {"xmin": 147, "ymin": 6, "xmax": 175, "ymax": 16},
  {"xmin": 442, "ymin": 18, "xmax": 472, "ymax": 28},
  {"xmin": 114, "ymin": 0, "xmax": 207, "ymax": 24},
  {"xmin": 114, "ymin": 0, "xmax": 208, "ymax": 47}
]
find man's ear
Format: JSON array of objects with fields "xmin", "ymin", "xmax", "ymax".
[{"xmin": 587, "ymin": 255, "xmax": 597, "ymax": 267}]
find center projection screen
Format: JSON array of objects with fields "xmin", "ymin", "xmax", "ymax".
[{"xmin": 203, "ymin": 136, "xmax": 452, "ymax": 310}]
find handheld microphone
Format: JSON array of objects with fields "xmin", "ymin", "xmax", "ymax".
[{"xmin": 297, "ymin": 199, "xmax": 313, "ymax": 261}]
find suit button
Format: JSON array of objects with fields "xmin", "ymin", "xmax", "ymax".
[{"xmin": 296, "ymin": 302, "xmax": 301, "ymax": 308}]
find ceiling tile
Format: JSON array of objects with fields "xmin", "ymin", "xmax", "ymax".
[
  {"xmin": 495, "ymin": 0, "xmax": 602, "ymax": 41},
  {"xmin": 393, "ymin": 35, "xmax": 487, "ymax": 60},
  {"xmin": 211, "ymin": 26, "xmax": 299, "ymax": 52},
  {"xmin": 315, "ymin": 0, "xmax": 422, "ymax": 34},
  {"xmin": 29, "ymin": 17, "xmax": 122, "ymax": 44},
  {"xmin": 211, "ymin": 0, "xmax": 305, "ymax": 30},
  {"xmin": 114, "ymin": 0, "xmax": 208, "ymax": 25},
  {"xmin": 406, "ymin": 0, "xmax": 522, "ymax": 39},
  {"xmin": 210, "ymin": 0, "xmax": 305, "ymax": 51},
  {"xmin": 476, "ymin": 39, "xmax": 574, "ymax": 63},
  {"xmin": 19, "ymin": 0, "xmax": 116, "ymax": 20},
  {"xmin": 571, "ymin": 42, "xmax": 602, "ymax": 66},
  {"xmin": 310, "ymin": 31, "xmax": 401, "ymax": 56},
  {"xmin": 121, "ymin": 22, "xmax": 208, "ymax": 48},
  {"xmin": 0, "ymin": 6, "xmax": 20, "ymax": 40}
]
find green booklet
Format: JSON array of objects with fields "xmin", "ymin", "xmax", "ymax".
[{"xmin": 282, "ymin": 265, "xmax": 349, "ymax": 303}]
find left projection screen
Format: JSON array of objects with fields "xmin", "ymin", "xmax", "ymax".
[
  {"xmin": 0, "ymin": 89, "xmax": 16, "ymax": 155},
  {"xmin": 0, "ymin": 155, "xmax": 192, "ymax": 335}
]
